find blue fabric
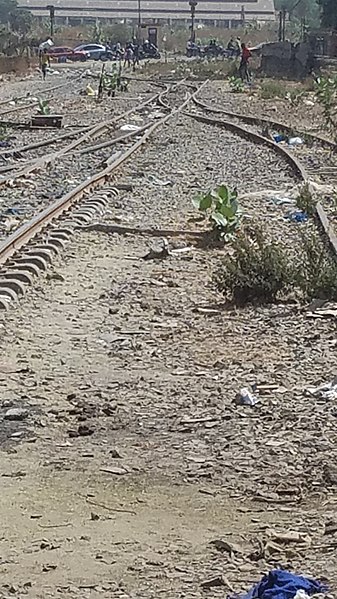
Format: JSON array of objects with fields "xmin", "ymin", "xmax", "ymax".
[{"xmin": 236, "ymin": 570, "xmax": 327, "ymax": 599}]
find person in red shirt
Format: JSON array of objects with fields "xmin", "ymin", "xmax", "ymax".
[{"xmin": 239, "ymin": 42, "xmax": 252, "ymax": 83}]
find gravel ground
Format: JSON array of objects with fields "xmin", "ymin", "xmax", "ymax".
[
  {"xmin": 0, "ymin": 70, "xmax": 163, "ymax": 238},
  {"xmin": 0, "ymin": 75, "xmax": 337, "ymax": 599}
]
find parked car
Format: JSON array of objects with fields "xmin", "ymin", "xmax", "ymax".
[
  {"xmin": 74, "ymin": 43, "xmax": 113, "ymax": 61},
  {"xmin": 47, "ymin": 46, "xmax": 88, "ymax": 62}
]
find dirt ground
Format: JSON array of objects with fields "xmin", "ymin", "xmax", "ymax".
[{"xmin": 0, "ymin": 74, "xmax": 337, "ymax": 599}]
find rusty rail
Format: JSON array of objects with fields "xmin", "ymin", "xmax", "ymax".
[{"xmin": 0, "ymin": 81, "xmax": 207, "ymax": 266}]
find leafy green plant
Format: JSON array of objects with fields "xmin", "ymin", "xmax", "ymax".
[
  {"xmin": 103, "ymin": 71, "xmax": 118, "ymax": 96},
  {"xmin": 214, "ymin": 226, "xmax": 291, "ymax": 303},
  {"xmin": 229, "ymin": 75, "xmax": 244, "ymax": 93},
  {"xmin": 38, "ymin": 98, "xmax": 50, "ymax": 115},
  {"xmin": 193, "ymin": 183, "xmax": 242, "ymax": 241}
]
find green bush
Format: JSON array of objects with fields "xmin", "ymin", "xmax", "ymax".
[
  {"xmin": 296, "ymin": 231, "xmax": 337, "ymax": 300},
  {"xmin": 214, "ymin": 224, "xmax": 337, "ymax": 304},
  {"xmin": 214, "ymin": 227, "xmax": 291, "ymax": 304},
  {"xmin": 295, "ymin": 183, "xmax": 317, "ymax": 217}
]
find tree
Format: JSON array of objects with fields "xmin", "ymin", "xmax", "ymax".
[
  {"xmin": 0, "ymin": 0, "xmax": 33, "ymax": 33},
  {"xmin": 9, "ymin": 8, "xmax": 32, "ymax": 34},
  {"xmin": 0, "ymin": 0, "xmax": 18, "ymax": 24},
  {"xmin": 275, "ymin": 0, "xmax": 320, "ymax": 25},
  {"xmin": 319, "ymin": 0, "xmax": 337, "ymax": 28}
]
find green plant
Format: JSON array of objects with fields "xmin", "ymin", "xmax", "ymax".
[
  {"xmin": 229, "ymin": 75, "xmax": 244, "ymax": 93},
  {"xmin": 214, "ymin": 226, "xmax": 291, "ymax": 303},
  {"xmin": 285, "ymin": 89, "xmax": 306, "ymax": 106},
  {"xmin": 0, "ymin": 125, "xmax": 9, "ymax": 141},
  {"xmin": 193, "ymin": 183, "xmax": 242, "ymax": 241},
  {"xmin": 103, "ymin": 71, "xmax": 118, "ymax": 96},
  {"xmin": 260, "ymin": 80, "xmax": 287, "ymax": 100},
  {"xmin": 38, "ymin": 98, "xmax": 50, "ymax": 115},
  {"xmin": 295, "ymin": 230, "xmax": 337, "ymax": 300},
  {"xmin": 314, "ymin": 76, "xmax": 337, "ymax": 134},
  {"xmin": 295, "ymin": 183, "xmax": 316, "ymax": 216}
]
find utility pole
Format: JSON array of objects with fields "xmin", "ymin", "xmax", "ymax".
[
  {"xmin": 278, "ymin": 8, "xmax": 286, "ymax": 42},
  {"xmin": 241, "ymin": 4, "xmax": 246, "ymax": 27},
  {"xmin": 189, "ymin": 0, "xmax": 198, "ymax": 42},
  {"xmin": 137, "ymin": 0, "xmax": 141, "ymax": 42},
  {"xmin": 46, "ymin": 5, "xmax": 55, "ymax": 38}
]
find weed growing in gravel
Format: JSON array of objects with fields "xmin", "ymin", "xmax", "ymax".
[
  {"xmin": 228, "ymin": 76, "xmax": 244, "ymax": 93},
  {"xmin": 296, "ymin": 183, "xmax": 317, "ymax": 217},
  {"xmin": 314, "ymin": 76, "xmax": 337, "ymax": 135},
  {"xmin": 215, "ymin": 223, "xmax": 337, "ymax": 304},
  {"xmin": 214, "ymin": 226, "xmax": 291, "ymax": 304},
  {"xmin": 295, "ymin": 231, "xmax": 337, "ymax": 300},
  {"xmin": 0, "ymin": 125, "xmax": 9, "ymax": 141},
  {"xmin": 193, "ymin": 183, "xmax": 242, "ymax": 241},
  {"xmin": 38, "ymin": 99, "xmax": 50, "ymax": 115},
  {"xmin": 260, "ymin": 80, "xmax": 287, "ymax": 100}
]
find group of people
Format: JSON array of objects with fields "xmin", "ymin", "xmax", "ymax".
[{"xmin": 112, "ymin": 39, "xmax": 158, "ymax": 68}]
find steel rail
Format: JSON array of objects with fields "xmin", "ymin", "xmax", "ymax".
[
  {"xmin": 192, "ymin": 96, "xmax": 336, "ymax": 150},
  {"xmin": 0, "ymin": 81, "xmax": 207, "ymax": 266},
  {"xmin": 185, "ymin": 110, "xmax": 308, "ymax": 180},
  {"xmin": 190, "ymin": 98, "xmax": 337, "ymax": 264},
  {"xmin": 0, "ymin": 88, "xmax": 167, "ymax": 186},
  {"xmin": 0, "ymin": 77, "xmax": 83, "ymax": 118}
]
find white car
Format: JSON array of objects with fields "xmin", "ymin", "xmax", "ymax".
[{"xmin": 74, "ymin": 43, "xmax": 113, "ymax": 61}]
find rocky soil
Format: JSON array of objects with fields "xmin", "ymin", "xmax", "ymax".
[{"xmin": 0, "ymin": 68, "xmax": 336, "ymax": 599}]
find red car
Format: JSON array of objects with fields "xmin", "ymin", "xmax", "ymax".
[{"xmin": 47, "ymin": 46, "xmax": 88, "ymax": 62}]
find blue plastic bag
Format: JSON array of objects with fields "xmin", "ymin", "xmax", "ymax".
[{"xmin": 231, "ymin": 569, "xmax": 328, "ymax": 599}]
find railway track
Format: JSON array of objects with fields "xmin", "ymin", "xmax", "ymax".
[
  {"xmin": 1, "ymin": 72, "xmax": 337, "ymax": 312},
  {"xmin": 191, "ymin": 96, "xmax": 337, "ymax": 185},
  {"xmin": 186, "ymin": 95, "xmax": 337, "ymax": 266},
  {"xmin": 0, "ymin": 79, "xmax": 205, "ymax": 310}
]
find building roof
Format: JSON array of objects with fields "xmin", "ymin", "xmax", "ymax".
[{"xmin": 19, "ymin": 0, "xmax": 276, "ymax": 22}]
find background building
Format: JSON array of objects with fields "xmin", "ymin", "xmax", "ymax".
[{"xmin": 18, "ymin": 0, "xmax": 275, "ymax": 28}]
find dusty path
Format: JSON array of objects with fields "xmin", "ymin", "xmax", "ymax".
[{"xmin": 0, "ymin": 78, "xmax": 336, "ymax": 598}]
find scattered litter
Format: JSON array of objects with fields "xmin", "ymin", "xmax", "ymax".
[
  {"xmin": 235, "ymin": 387, "xmax": 258, "ymax": 406},
  {"xmin": 306, "ymin": 377, "xmax": 337, "ymax": 400},
  {"xmin": 142, "ymin": 238, "xmax": 170, "ymax": 261},
  {"xmin": 285, "ymin": 210, "xmax": 308, "ymax": 223},
  {"xmin": 288, "ymin": 137, "xmax": 304, "ymax": 146},
  {"xmin": 85, "ymin": 85, "xmax": 96, "ymax": 97},
  {"xmin": 293, "ymin": 591, "xmax": 310, "ymax": 599},
  {"xmin": 100, "ymin": 466, "xmax": 128, "ymax": 476},
  {"xmin": 148, "ymin": 110, "xmax": 166, "ymax": 119},
  {"xmin": 230, "ymin": 569, "xmax": 327, "ymax": 599},
  {"xmin": 270, "ymin": 196, "xmax": 296, "ymax": 206},
  {"xmin": 120, "ymin": 124, "xmax": 142, "ymax": 132},
  {"xmin": 3, "ymin": 207, "xmax": 22, "ymax": 216},
  {"xmin": 148, "ymin": 174, "xmax": 173, "ymax": 186},
  {"xmin": 273, "ymin": 134, "xmax": 285, "ymax": 143}
]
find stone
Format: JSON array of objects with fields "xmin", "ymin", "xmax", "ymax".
[{"xmin": 4, "ymin": 408, "xmax": 28, "ymax": 421}]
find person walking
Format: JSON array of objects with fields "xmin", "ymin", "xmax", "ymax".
[{"xmin": 40, "ymin": 49, "xmax": 50, "ymax": 80}]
